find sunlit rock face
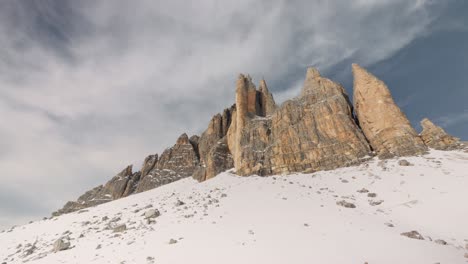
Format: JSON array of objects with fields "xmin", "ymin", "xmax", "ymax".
[
  {"xmin": 228, "ymin": 68, "xmax": 371, "ymax": 176},
  {"xmin": 352, "ymin": 64, "xmax": 427, "ymax": 158}
]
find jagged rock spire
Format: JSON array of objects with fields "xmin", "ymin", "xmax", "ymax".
[
  {"xmin": 352, "ymin": 63, "xmax": 427, "ymax": 158},
  {"xmin": 301, "ymin": 67, "xmax": 324, "ymax": 97},
  {"xmin": 258, "ymin": 79, "xmax": 277, "ymax": 116},
  {"xmin": 420, "ymin": 118, "xmax": 461, "ymax": 150},
  {"xmin": 140, "ymin": 154, "xmax": 158, "ymax": 177}
]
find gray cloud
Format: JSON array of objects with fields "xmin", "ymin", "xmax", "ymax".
[{"xmin": 0, "ymin": 0, "xmax": 455, "ymax": 228}]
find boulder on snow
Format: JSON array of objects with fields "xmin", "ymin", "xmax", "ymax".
[
  {"xmin": 144, "ymin": 209, "xmax": 160, "ymax": 219},
  {"xmin": 53, "ymin": 238, "xmax": 70, "ymax": 253}
]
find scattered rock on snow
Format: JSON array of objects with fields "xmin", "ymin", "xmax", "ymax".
[
  {"xmin": 357, "ymin": 188, "xmax": 369, "ymax": 193},
  {"xmin": 401, "ymin": 231, "xmax": 424, "ymax": 240},
  {"xmin": 367, "ymin": 193, "xmax": 377, "ymax": 198},
  {"xmin": 168, "ymin": 239, "xmax": 178, "ymax": 244},
  {"xmin": 23, "ymin": 241, "xmax": 37, "ymax": 256},
  {"xmin": 336, "ymin": 200, "xmax": 356, "ymax": 208}
]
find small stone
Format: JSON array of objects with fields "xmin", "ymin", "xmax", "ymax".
[
  {"xmin": 367, "ymin": 193, "xmax": 377, "ymax": 198},
  {"xmin": 398, "ymin": 160, "xmax": 412, "ymax": 166},
  {"xmin": 96, "ymin": 244, "xmax": 102, "ymax": 249},
  {"xmin": 168, "ymin": 239, "xmax": 178, "ymax": 244},
  {"xmin": 384, "ymin": 222, "xmax": 394, "ymax": 227},
  {"xmin": 369, "ymin": 200, "xmax": 384, "ymax": 206},
  {"xmin": 434, "ymin": 239, "xmax": 447, "ymax": 245},
  {"xmin": 336, "ymin": 200, "xmax": 356, "ymax": 208},
  {"xmin": 113, "ymin": 224, "xmax": 127, "ymax": 233},
  {"xmin": 401, "ymin": 230, "xmax": 424, "ymax": 240},
  {"xmin": 175, "ymin": 200, "xmax": 185, "ymax": 206},
  {"xmin": 357, "ymin": 188, "xmax": 369, "ymax": 193}
]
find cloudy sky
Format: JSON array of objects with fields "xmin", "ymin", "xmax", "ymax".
[{"xmin": 1, "ymin": 0, "xmax": 467, "ymax": 229}]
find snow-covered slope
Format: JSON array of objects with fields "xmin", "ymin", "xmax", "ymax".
[{"xmin": 1, "ymin": 150, "xmax": 468, "ymax": 264}]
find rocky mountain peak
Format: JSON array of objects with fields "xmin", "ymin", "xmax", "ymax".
[
  {"xmin": 306, "ymin": 67, "xmax": 321, "ymax": 79},
  {"xmin": 176, "ymin": 133, "xmax": 190, "ymax": 145},
  {"xmin": 54, "ymin": 64, "xmax": 462, "ymax": 216}
]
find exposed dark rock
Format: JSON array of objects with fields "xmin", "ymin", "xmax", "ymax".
[
  {"xmin": 401, "ymin": 230, "xmax": 424, "ymax": 240},
  {"xmin": 336, "ymin": 200, "xmax": 356, "ymax": 208}
]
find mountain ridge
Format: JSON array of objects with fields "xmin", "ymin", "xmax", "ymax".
[{"xmin": 53, "ymin": 64, "xmax": 464, "ymax": 216}]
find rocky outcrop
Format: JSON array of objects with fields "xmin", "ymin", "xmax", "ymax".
[
  {"xmin": 420, "ymin": 118, "xmax": 461, "ymax": 150},
  {"xmin": 228, "ymin": 67, "xmax": 371, "ymax": 176},
  {"xmin": 352, "ymin": 64, "xmax": 427, "ymax": 158},
  {"xmin": 53, "ymin": 133, "xmax": 200, "ymax": 216},
  {"xmin": 135, "ymin": 133, "xmax": 199, "ymax": 193}
]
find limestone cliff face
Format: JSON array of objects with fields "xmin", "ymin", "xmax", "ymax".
[
  {"xmin": 54, "ymin": 63, "xmax": 461, "ymax": 216},
  {"xmin": 420, "ymin": 118, "xmax": 461, "ymax": 150},
  {"xmin": 191, "ymin": 104, "xmax": 235, "ymax": 182},
  {"xmin": 352, "ymin": 64, "xmax": 427, "ymax": 158},
  {"xmin": 229, "ymin": 67, "xmax": 371, "ymax": 176}
]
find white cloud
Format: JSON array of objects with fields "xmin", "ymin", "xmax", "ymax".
[{"xmin": 0, "ymin": 0, "xmax": 443, "ymax": 228}]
